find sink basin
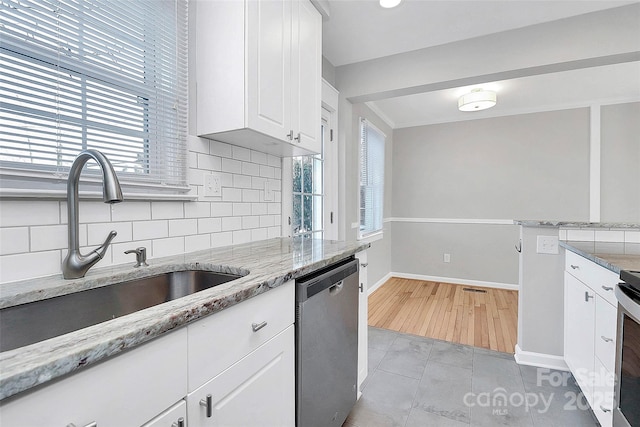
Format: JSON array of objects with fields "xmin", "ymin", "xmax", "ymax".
[{"xmin": 0, "ymin": 270, "xmax": 244, "ymax": 352}]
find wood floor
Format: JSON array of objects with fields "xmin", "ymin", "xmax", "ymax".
[{"xmin": 368, "ymin": 277, "xmax": 518, "ymax": 353}]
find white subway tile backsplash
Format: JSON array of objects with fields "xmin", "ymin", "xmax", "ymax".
[
  {"xmin": 221, "ymin": 217, "xmax": 242, "ymax": 232},
  {"xmin": 211, "ymin": 231, "xmax": 233, "ymax": 248},
  {"xmin": 626, "ymin": 231, "xmax": 640, "ymax": 243},
  {"xmin": 198, "ymin": 217, "xmax": 222, "ymax": 234},
  {"xmin": 222, "ymin": 158, "xmax": 242, "ymax": 174},
  {"xmin": 0, "ymin": 250, "xmax": 61, "ymax": 283},
  {"xmin": 232, "ymin": 203, "xmax": 252, "ymax": 216},
  {"xmin": 111, "ymin": 202, "xmax": 151, "ymax": 222},
  {"xmin": 185, "ymin": 234, "xmax": 211, "ymax": 252},
  {"xmin": 594, "ymin": 230, "xmax": 625, "ymax": 243},
  {"xmin": 0, "ymin": 227, "xmax": 30, "ymax": 255},
  {"xmin": 30, "ymin": 224, "xmax": 67, "ymax": 252},
  {"xmin": 153, "ymin": 237, "xmax": 185, "ymax": 258},
  {"xmin": 169, "ymin": 219, "xmax": 198, "ymax": 237},
  {"xmin": 89, "ymin": 222, "xmax": 134, "ymax": 245},
  {"xmin": 152, "ymin": 202, "xmax": 184, "ymax": 220},
  {"xmin": 233, "ymin": 174, "xmax": 252, "ymax": 189},
  {"xmin": 565, "ymin": 229, "xmax": 595, "ymax": 242},
  {"xmin": 242, "ymin": 216, "xmax": 260, "ymax": 229},
  {"xmin": 233, "ymin": 229, "xmax": 251, "ymax": 244},
  {"xmin": 242, "ymin": 162, "xmax": 260, "ymax": 177},
  {"xmin": 0, "ymin": 141, "xmax": 282, "ymax": 284},
  {"xmin": 232, "ymin": 146, "xmax": 251, "ymax": 162},
  {"xmin": 211, "ymin": 203, "xmax": 233, "ymax": 217},
  {"xmin": 184, "ymin": 202, "xmax": 211, "ymax": 218},
  {"xmin": 0, "ymin": 201, "xmax": 60, "ymax": 227},
  {"xmin": 222, "ymin": 188, "xmax": 242, "ymax": 202}
]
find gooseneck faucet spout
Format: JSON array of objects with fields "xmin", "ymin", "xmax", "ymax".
[{"xmin": 62, "ymin": 149, "xmax": 123, "ymax": 279}]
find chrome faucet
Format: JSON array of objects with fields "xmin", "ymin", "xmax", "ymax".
[{"xmin": 62, "ymin": 149, "xmax": 123, "ymax": 279}]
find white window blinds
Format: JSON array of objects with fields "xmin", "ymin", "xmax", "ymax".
[
  {"xmin": 359, "ymin": 118, "xmax": 385, "ymax": 237},
  {"xmin": 0, "ymin": 0, "xmax": 188, "ymax": 193}
]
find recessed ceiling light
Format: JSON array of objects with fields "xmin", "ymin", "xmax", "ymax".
[
  {"xmin": 380, "ymin": 0, "xmax": 402, "ymax": 8},
  {"xmin": 458, "ymin": 89, "xmax": 497, "ymax": 112}
]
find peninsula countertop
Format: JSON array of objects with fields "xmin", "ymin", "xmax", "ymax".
[
  {"xmin": 0, "ymin": 237, "xmax": 369, "ymax": 400},
  {"xmin": 560, "ymin": 240, "xmax": 640, "ymax": 273}
]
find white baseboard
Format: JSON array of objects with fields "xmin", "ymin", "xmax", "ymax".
[
  {"xmin": 514, "ymin": 344, "xmax": 569, "ymax": 371},
  {"xmin": 387, "ymin": 271, "xmax": 519, "ymax": 291},
  {"xmin": 367, "ymin": 272, "xmax": 393, "ymax": 295}
]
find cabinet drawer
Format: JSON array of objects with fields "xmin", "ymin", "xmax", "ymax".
[
  {"xmin": 187, "ymin": 325, "xmax": 295, "ymax": 427},
  {"xmin": 142, "ymin": 400, "xmax": 186, "ymax": 427},
  {"xmin": 187, "ymin": 280, "xmax": 294, "ymax": 391},
  {"xmin": 0, "ymin": 328, "xmax": 188, "ymax": 427},
  {"xmin": 592, "ymin": 357, "xmax": 614, "ymax": 427},
  {"xmin": 595, "ymin": 296, "xmax": 617, "ymax": 373},
  {"xmin": 565, "ymin": 251, "xmax": 619, "ymax": 306}
]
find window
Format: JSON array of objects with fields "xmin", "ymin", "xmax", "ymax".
[
  {"xmin": 359, "ymin": 118, "xmax": 385, "ymax": 238},
  {"xmin": 0, "ymin": 0, "xmax": 188, "ymax": 194},
  {"xmin": 292, "ymin": 147, "xmax": 324, "ymax": 239}
]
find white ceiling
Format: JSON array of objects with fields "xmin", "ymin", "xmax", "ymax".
[{"xmin": 322, "ymin": 0, "xmax": 640, "ymax": 128}]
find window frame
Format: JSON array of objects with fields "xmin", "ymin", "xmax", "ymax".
[{"xmin": 358, "ymin": 117, "xmax": 385, "ymax": 240}]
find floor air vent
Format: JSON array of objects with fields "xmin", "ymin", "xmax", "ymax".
[{"xmin": 462, "ymin": 288, "xmax": 487, "ymax": 293}]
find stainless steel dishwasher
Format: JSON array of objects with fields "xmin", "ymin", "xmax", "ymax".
[{"xmin": 296, "ymin": 257, "xmax": 360, "ymax": 427}]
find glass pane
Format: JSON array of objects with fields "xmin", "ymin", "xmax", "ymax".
[
  {"xmin": 303, "ymin": 194, "xmax": 312, "ymax": 232},
  {"xmin": 313, "ymin": 158, "xmax": 323, "ymax": 194},
  {"xmin": 292, "ymin": 194, "xmax": 302, "ymax": 234},
  {"xmin": 302, "ymin": 156, "xmax": 313, "ymax": 193},
  {"xmin": 313, "ymin": 195, "xmax": 323, "ymax": 231},
  {"xmin": 293, "ymin": 158, "xmax": 302, "ymax": 192}
]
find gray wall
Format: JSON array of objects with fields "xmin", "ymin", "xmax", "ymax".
[
  {"xmin": 601, "ymin": 102, "xmax": 640, "ymax": 222},
  {"xmin": 390, "ymin": 108, "xmax": 591, "ymax": 285}
]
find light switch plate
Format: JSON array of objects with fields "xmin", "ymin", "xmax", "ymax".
[
  {"xmin": 536, "ymin": 235, "xmax": 559, "ymax": 254},
  {"xmin": 204, "ymin": 173, "xmax": 221, "ymax": 197}
]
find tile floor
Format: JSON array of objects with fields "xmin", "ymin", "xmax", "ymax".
[{"xmin": 344, "ymin": 327, "xmax": 600, "ymax": 427}]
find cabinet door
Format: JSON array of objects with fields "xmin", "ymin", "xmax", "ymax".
[
  {"xmin": 564, "ymin": 272, "xmax": 596, "ymax": 403},
  {"xmin": 356, "ymin": 250, "xmax": 368, "ymax": 396},
  {"xmin": 187, "ymin": 325, "xmax": 295, "ymax": 427},
  {"xmin": 246, "ymin": 0, "xmax": 292, "ymax": 143},
  {"xmin": 290, "ymin": 0, "xmax": 322, "ymax": 154}
]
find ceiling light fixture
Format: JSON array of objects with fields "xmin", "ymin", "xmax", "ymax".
[
  {"xmin": 458, "ymin": 88, "xmax": 497, "ymax": 112},
  {"xmin": 380, "ymin": 0, "xmax": 402, "ymax": 8}
]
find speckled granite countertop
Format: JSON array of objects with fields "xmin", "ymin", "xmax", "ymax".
[
  {"xmin": 560, "ymin": 240, "xmax": 640, "ymax": 273},
  {"xmin": 514, "ymin": 220, "xmax": 640, "ymax": 229},
  {"xmin": 0, "ymin": 237, "xmax": 369, "ymax": 400}
]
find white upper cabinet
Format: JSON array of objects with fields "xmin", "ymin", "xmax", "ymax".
[{"xmin": 196, "ymin": 0, "xmax": 322, "ymax": 157}]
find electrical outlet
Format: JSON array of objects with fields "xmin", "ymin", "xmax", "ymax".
[
  {"xmin": 536, "ymin": 235, "xmax": 559, "ymax": 254},
  {"xmin": 444, "ymin": 253, "xmax": 451, "ymax": 263},
  {"xmin": 264, "ymin": 180, "xmax": 273, "ymax": 201},
  {"xmin": 204, "ymin": 173, "xmax": 221, "ymax": 197}
]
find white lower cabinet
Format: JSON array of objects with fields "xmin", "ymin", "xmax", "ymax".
[
  {"xmin": 563, "ymin": 250, "xmax": 618, "ymax": 427},
  {"xmin": 355, "ymin": 250, "xmax": 368, "ymax": 397},
  {"xmin": 0, "ymin": 328, "xmax": 188, "ymax": 427},
  {"xmin": 187, "ymin": 326, "xmax": 295, "ymax": 427},
  {"xmin": 142, "ymin": 400, "xmax": 187, "ymax": 427}
]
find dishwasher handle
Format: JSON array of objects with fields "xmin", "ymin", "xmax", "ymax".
[
  {"xmin": 296, "ymin": 258, "xmax": 358, "ymax": 302},
  {"xmin": 329, "ymin": 280, "xmax": 344, "ymax": 296}
]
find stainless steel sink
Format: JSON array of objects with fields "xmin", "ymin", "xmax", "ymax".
[{"xmin": 0, "ymin": 270, "xmax": 244, "ymax": 352}]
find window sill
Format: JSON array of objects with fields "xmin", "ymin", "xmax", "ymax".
[
  {"xmin": 359, "ymin": 231, "xmax": 384, "ymax": 243},
  {"xmin": 0, "ymin": 187, "xmax": 198, "ymax": 202}
]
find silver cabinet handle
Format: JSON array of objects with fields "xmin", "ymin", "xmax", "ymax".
[
  {"xmin": 360, "ymin": 263, "xmax": 368, "ymax": 268},
  {"xmin": 602, "ymin": 286, "xmax": 613, "ymax": 292},
  {"xmin": 67, "ymin": 423, "xmax": 97, "ymax": 427},
  {"xmin": 359, "ymin": 283, "xmax": 364, "ymax": 293},
  {"xmin": 252, "ymin": 321, "xmax": 267, "ymax": 332},
  {"xmin": 286, "ymin": 130, "xmax": 294, "ymax": 140},
  {"xmin": 294, "ymin": 132, "xmax": 301, "ymax": 143},
  {"xmin": 200, "ymin": 394, "xmax": 212, "ymax": 418},
  {"xmin": 570, "ymin": 264, "xmax": 579, "ymax": 270},
  {"xmin": 172, "ymin": 418, "xmax": 185, "ymax": 427},
  {"xmin": 585, "ymin": 292, "xmax": 594, "ymax": 302},
  {"xmin": 600, "ymin": 405, "xmax": 611, "ymax": 413},
  {"xmin": 601, "ymin": 335, "xmax": 613, "ymax": 343}
]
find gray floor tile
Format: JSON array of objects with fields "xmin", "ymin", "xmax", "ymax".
[
  {"xmin": 406, "ymin": 406, "xmax": 470, "ymax": 426},
  {"xmin": 470, "ymin": 402, "xmax": 535, "ymax": 427},
  {"xmin": 519, "ymin": 365, "xmax": 577, "ymax": 390},
  {"xmin": 378, "ymin": 335, "xmax": 433, "ymax": 379},
  {"xmin": 368, "ymin": 347, "xmax": 387, "ymax": 375},
  {"xmin": 528, "ymin": 385, "xmax": 598, "ymax": 427},
  {"xmin": 368, "ymin": 326, "xmax": 399, "ymax": 351},
  {"xmin": 413, "ymin": 360, "xmax": 473, "ymax": 423},
  {"xmin": 347, "ymin": 369, "xmax": 420, "ymax": 427},
  {"xmin": 473, "ymin": 351, "xmax": 521, "ymax": 380},
  {"xmin": 429, "ymin": 340, "xmax": 474, "ymax": 370}
]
